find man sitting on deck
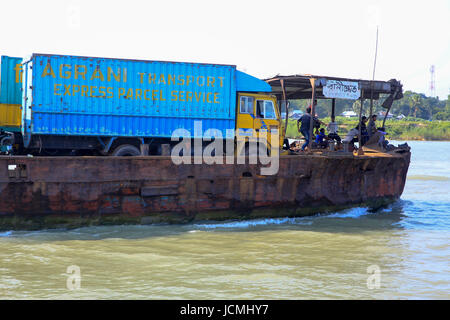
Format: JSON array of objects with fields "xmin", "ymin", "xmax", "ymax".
[
  {"xmin": 327, "ymin": 120, "xmax": 341, "ymax": 143},
  {"xmin": 314, "ymin": 128, "xmax": 329, "ymax": 149},
  {"xmin": 363, "ymin": 127, "xmax": 389, "ymax": 151},
  {"xmin": 342, "ymin": 128, "xmax": 359, "ymax": 151}
]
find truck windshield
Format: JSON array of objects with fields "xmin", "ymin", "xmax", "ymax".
[
  {"xmin": 257, "ymin": 100, "xmax": 276, "ymax": 119},
  {"xmin": 264, "ymin": 101, "xmax": 276, "ymax": 119}
]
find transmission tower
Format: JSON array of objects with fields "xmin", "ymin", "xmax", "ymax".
[{"xmin": 429, "ymin": 65, "xmax": 436, "ymax": 98}]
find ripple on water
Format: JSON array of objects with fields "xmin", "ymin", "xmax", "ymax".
[
  {"xmin": 0, "ymin": 231, "xmax": 12, "ymax": 237},
  {"xmin": 407, "ymin": 175, "xmax": 450, "ymax": 181}
]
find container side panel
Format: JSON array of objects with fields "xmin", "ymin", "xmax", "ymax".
[
  {"xmin": 31, "ymin": 54, "xmax": 237, "ymax": 137},
  {"xmin": 0, "ymin": 56, "xmax": 23, "ymax": 129},
  {"xmin": 0, "ymin": 56, "xmax": 23, "ymax": 104},
  {"xmin": 32, "ymin": 113, "xmax": 235, "ymax": 138}
]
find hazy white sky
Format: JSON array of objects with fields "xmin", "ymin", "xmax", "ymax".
[{"xmin": 1, "ymin": 0, "xmax": 449, "ymax": 99}]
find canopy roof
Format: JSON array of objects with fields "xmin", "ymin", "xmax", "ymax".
[{"xmin": 264, "ymin": 74, "xmax": 403, "ymax": 101}]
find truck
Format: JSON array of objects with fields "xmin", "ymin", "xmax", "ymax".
[{"xmin": 0, "ymin": 53, "xmax": 284, "ymax": 156}]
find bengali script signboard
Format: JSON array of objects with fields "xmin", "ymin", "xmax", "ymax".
[{"xmin": 323, "ymin": 80, "xmax": 360, "ymax": 99}]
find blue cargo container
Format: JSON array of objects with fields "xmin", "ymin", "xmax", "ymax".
[
  {"xmin": 22, "ymin": 53, "xmax": 271, "ymax": 152},
  {"xmin": 0, "ymin": 56, "xmax": 23, "ymax": 132},
  {"xmin": 0, "ymin": 56, "xmax": 23, "ymax": 105}
]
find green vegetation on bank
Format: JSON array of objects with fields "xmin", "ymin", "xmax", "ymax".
[
  {"xmin": 287, "ymin": 92, "xmax": 450, "ymax": 121},
  {"xmin": 285, "ymin": 117, "xmax": 450, "ymax": 141}
]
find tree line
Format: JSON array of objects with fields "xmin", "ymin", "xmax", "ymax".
[{"xmin": 288, "ymin": 91, "xmax": 450, "ymax": 121}]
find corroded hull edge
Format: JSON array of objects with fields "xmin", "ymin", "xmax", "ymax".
[{"xmin": 0, "ymin": 152, "xmax": 410, "ymax": 230}]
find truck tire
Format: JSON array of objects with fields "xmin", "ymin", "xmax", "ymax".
[{"xmin": 111, "ymin": 144, "xmax": 141, "ymax": 156}]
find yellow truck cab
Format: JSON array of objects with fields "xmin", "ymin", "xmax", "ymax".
[{"xmin": 236, "ymin": 92, "xmax": 284, "ymax": 154}]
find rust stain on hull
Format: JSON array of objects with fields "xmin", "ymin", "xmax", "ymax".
[{"xmin": 0, "ymin": 152, "xmax": 411, "ymax": 230}]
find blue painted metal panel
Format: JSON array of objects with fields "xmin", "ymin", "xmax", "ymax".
[
  {"xmin": 236, "ymin": 70, "xmax": 272, "ymax": 93},
  {"xmin": 0, "ymin": 56, "xmax": 23, "ymax": 104},
  {"xmin": 29, "ymin": 54, "xmax": 240, "ymax": 138},
  {"xmin": 26, "ymin": 54, "xmax": 272, "ymax": 140}
]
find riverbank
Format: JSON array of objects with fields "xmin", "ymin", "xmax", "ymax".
[{"xmin": 285, "ymin": 118, "xmax": 450, "ymax": 141}]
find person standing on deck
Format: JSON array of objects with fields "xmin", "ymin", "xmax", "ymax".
[
  {"xmin": 356, "ymin": 116, "xmax": 369, "ymax": 146},
  {"xmin": 367, "ymin": 114, "xmax": 377, "ymax": 138},
  {"xmin": 297, "ymin": 106, "xmax": 312, "ymax": 151},
  {"xmin": 309, "ymin": 100, "xmax": 327, "ymax": 135}
]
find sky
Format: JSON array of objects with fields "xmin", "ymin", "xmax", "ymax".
[{"xmin": 1, "ymin": 0, "xmax": 449, "ymax": 99}]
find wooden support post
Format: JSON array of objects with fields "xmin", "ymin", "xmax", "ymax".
[
  {"xmin": 369, "ymin": 85, "xmax": 374, "ymax": 119},
  {"xmin": 358, "ymin": 90, "xmax": 365, "ymax": 156},
  {"xmin": 382, "ymin": 88, "xmax": 399, "ymax": 128},
  {"xmin": 308, "ymin": 78, "xmax": 316, "ymax": 151},
  {"xmin": 280, "ymin": 79, "xmax": 288, "ymax": 140},
  {"xmin": 331, "ymin": 98, "xmax": 336, "ymax": 122},
  {"xmin": 369, "ymin": 83, "xmax": 374, "ymax": 137},
  {"xmin": 382, "ymin": 106, "xmax": 391, "ymax": 128}
]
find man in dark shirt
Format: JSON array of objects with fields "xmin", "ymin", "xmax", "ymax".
[
  {"xmin": 356, "ymin": 116, "xmax": 369, "ymax": 146},
  {"xmin": 297, "ymin": 107, "xmax": 312, "ymax": 151},
  {"xmin": 367, "ymin": 114, "xmax": 377, "ymax": 138}
]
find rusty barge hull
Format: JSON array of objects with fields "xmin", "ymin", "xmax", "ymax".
[{"xmin": 0, "ymin": 151, "xmax": 410, "ymax": 230}]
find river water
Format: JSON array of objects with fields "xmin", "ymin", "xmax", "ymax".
[{"xmin": 0, "ymin": 141, "xmax": 449, "ymax": 299}]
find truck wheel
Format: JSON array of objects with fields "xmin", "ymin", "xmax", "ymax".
[{"xmin": 111, "ymin": 144, "xmax": 141, "ymax": 156}]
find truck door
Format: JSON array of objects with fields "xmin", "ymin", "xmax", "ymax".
[
  {"xmin": 236, "ymin": 93, "xmax": 280, "ymax": 153},
  {"xmin": 254, "ymin": 97, "xmax": 280, "ymax": 149},
  {"xmin": 236, "ymin": 94, "xmax": 255, "ymax": 139}
]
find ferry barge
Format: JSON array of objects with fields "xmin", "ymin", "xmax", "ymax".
[{"xmin": 0, "ymin": 54, "xmax": 410, "ymax": 230}]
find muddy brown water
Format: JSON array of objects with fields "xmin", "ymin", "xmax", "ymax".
[{"xmin": 0, "ymin": 141, "xmax": 448, "ymax": 299}]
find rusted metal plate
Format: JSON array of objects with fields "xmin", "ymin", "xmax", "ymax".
[
  {"xmin": 141, "ymin": 185, "xmax": 179, "ymax": 197},
  {"xmin": 0, "ymin": 153, "xmax": 411, "ymax": 230}
]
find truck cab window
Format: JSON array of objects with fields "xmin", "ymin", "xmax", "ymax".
[
  {"xmin": 240, "ymin": 96, "xmax": 254, "ymax": 114},
  {"xmin": 264, "ymin": 101, "xmax": 276, "ymax": 119},
  {"xmin": 256, "ymin": 100, "xmax": 264, "ymax": 118},
  {"xmin": 256, "ymin": 100, "xmax": 276, "ymax": 119}
]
